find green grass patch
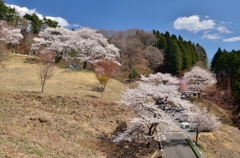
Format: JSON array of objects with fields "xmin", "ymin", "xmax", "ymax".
[
  {"xmin": 7, "ymin": 137, "xmax": 19, "ymax": 145},
  {"xmin": 24, "ymin": 146, "xmax": 45, "ymax": 156},
  {"xmin": 23, "ymin": 144, "xmax": 55, "ymax": 157}
]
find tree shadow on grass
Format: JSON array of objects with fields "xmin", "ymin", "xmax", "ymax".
[
  {"xmin": 21, "ymin": 90, "xmax": 41, "ymax": 94},
  {"xmin": 85, "ymin": 94, "xmax": 99, "ymax": 98},
  {"xmin": 161, "ymin": 138, "xmax": 190, "ymax": 148},
  {"xmin": 92, "ymin": 85, "xmax": 102, "ymax": 92},
  {"xmin": 98, "ymin": 134, "xmax": 159, "ymax": 158},
  {"xmin": 97, "ymin": 123, "xmax": 161, "ymax": 158}
]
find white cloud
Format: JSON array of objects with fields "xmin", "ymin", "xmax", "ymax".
[
  {"xmin": 173, "ymin": 15, "xmax": 216, "ymax": 33},
  {"xmin": 217, "ymin": 26, "xmax": 232, "ymax": 33},
  {"xmin": 204, "ymin": 15, "xmax": 210, "ymax": 19},
  {"xmin": 223, "ymin": 36, "xmax": 240, "ymax": 42},
  {"xmin": 201, "ymin": 32, "xmax": 221, "ymax": 40},
  {"xmin": 45, "ymin": 16, "xmax": 69, "ymax": 27},
  {"xmin": 7, "ymin": 4, "xmax": 69, "ymax": 28},
  {"xmin": 69, "ymin": 23, "xmax": 81, "ymax": 28},
  {"xmin": 7, "ymin": 4, "xmax": 36, "ymax": 16}
]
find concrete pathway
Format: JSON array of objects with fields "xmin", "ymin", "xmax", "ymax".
[
  {"xmin": 161, "ymin": 132, "xmax": 196, "ymax": 158},
  {"xmin": 159, "ymin": 123, "xmax": 196, "ymax": 158}
]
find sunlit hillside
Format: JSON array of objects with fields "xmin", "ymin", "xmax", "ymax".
[
  {"xmin": 0, "ymin": 54, "xmax": 125, "ymax": 101},
  {"xmin": 0, "ymin": 53, "xmax": 240, "ymax": 158}
]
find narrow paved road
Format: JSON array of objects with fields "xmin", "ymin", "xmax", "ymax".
[
  {"xmin": 142, "ymin": 110, "xmax": 197, "ymax": 157},
  {"xmin": 161, "ymin": 132, "xmax": 196, "ymax": 158}
]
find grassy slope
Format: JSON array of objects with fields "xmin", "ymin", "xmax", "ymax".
[
  {"xmin": 198, "ymin": 124, "xmax": 240, "ymax": 158},
  {"xmin": 0, "ymin": 54, "xmax": 240, "ymax": 157},
  {"xmin": 0, "ymin": 54, "xmax": 125, "ymax": 101},
  {"xmin": 0, "ymin": 54, "xmax": 133, "ymax": 157},
  {"xmin": 191, "ymin": 99, "xmax": 240, "ymax": 157}
]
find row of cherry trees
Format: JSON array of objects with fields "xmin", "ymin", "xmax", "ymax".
[
  {"xmin": 114, "ymin": 66, "xmax": 220, "ymax": 148},
  {"xmin": 0, "ymin": 22, "xmax": 120, "ymax": 93},
  {"xmin": 31, "ymin": 27, "xmax": 120, "ymax": 69}
]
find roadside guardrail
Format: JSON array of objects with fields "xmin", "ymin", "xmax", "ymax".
[{"xmin": 187, "ymin": 134, "xmax": 204, "ymax": 158}]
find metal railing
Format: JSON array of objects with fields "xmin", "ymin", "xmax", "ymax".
[
  {"xmin": 160, "ymin": 148, "xmax": 166, "ymax": 158},
  {"xmin": 187, "ymin": 134, "xmax": 204, "ymax": 158}
]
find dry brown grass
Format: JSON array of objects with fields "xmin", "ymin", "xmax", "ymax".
[
  {"xmin": 0, "ymin": 53, "xmax": 160, "ymax": 158},
  {"xmin": 0, "ymin": 54, "xmax": 125, "ymax": 101},
  {"xmin": 1, "ymin": 53, "xmax": 240, "ymax": 158},
  {"xmin": 0, "ymin": 92, "xmax": 132, "ymax": 157},
  {"xmin": 195, "ymin": 124, "xmax": 240, "ymax": 158},
  {"xmin": 190, "ymin": 98, "xmax": 240, "ymax": 158}
]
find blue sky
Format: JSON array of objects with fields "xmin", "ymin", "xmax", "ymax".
[{"xmin": 5, "ymin": 0, "xmax": 240, "ymax": 61}]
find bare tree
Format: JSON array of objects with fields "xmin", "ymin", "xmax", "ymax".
[
  {"xmin": 34, "ymin": 50, "xmax": 55, "ymax": 93},
  {"xmin": 144, "ymin": 45, "xmax": 164, "ymax": 71},
  {"xmin": 207, "ymin": 102, "xmax": 213, "ymax": 112},
  {"xmin": 107, "ymin": 29, "xmax": 159, "ymax": 83},
  {"xmin": 125, "ymin": 38, "xmax": 144, "ymax": 83}
]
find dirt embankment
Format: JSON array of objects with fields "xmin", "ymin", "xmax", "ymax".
[{"xmin": 0, "ymin": 92, "xmax": 134, "ymax": 158}]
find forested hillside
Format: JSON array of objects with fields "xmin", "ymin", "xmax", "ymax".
[
  {"xmin": 99, "ymin": 29, "xmax": 208, "ymax": 82},
  {"xmin": 210, "ymin": 48, "xmax": 240, "ymax": 127}
]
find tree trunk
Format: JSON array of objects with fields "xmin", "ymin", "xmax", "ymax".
[
  {"xmin": 83, "ymin": 61, "xmax": 87, "ymax": 69},
  {"xmin": 55, "ymin": 56, "xmax": 62, "ymax": 63},
  {"xmin": 146, "ymin": 123, "xmax": 158, "ymax": 148},
  {"xmin": 195, "ymin": 130, "xmax": 199, "ymax": 145},
  {"xmin": 100, "ymin": 84, "xmax": 106, "ymax": 97},
  {"xmin": 129, "ymin": 53, "xmax": 134, "ymax": 84},
  {"xmin": 41, "ymin": 82, "xmax": 45, "ymax": 93},
  {"xmin": 146, "ymin": 141, "xmax": 150, "ymax": 148},
  {"xmin": 130, "ymin": 65, "xmax": 133, "ymax": 84},
  {"xmin": 7, "ymin": 43, "xmax": 11, "ymax": 49},
  {"xmin": 158, "ymin": 141, "xmax": 162, "ymax": 150},
  {"xmin": 225, "ymin": 75, "xmax": 228, "ymax": 89}
]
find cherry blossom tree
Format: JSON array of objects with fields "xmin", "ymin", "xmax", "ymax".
[
  {"xmin": 0, "ymin": 21, "xmax": 23, "ymax": 49},
  {"xmin": 183, "ymin": 66, "xmax": 216, "ymax": 92},
  {"xmin": 31, "ymin": 27, "xmax": 73, "ymax": 62},
  {"xmin": 31, "ymin": 27, "xmax": 120, "ymax": 68},
  {"xmin": 189, "ymin": 106, "xmax": 221, "ymax": 145},
  {"xmin": 178, "ymin": 78, "xmax": 188, "ymax": 92},
  {"xmin": 72, "ymin": 27, "xmax": 120, "ymax": 68},
  {"xmin": 113, "ymin": 73, "xmax": 194, "ymax": 149}
]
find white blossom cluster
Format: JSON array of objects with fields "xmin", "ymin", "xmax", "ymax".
[
  {"xmin": 0, "ymin": 21, "xmax": 23, "ymax": 45},
  {"xmin": 189, "ymin": 106, "xmax": 221, "ymax": 132},
  {"xmin": 31, "ymin": 27, "xmax": 120, "ymax": 65},
  {"xmin": 183, "ymin": 66, "xmax": 216, "ymax": 92},
  {"xmin": 114, "ymin": 73, "xmax": 194, "ymax": 143}
]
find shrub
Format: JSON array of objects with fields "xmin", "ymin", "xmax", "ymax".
[{"xmin": 128, "ymin": 69, "xmax": 138, "ymax": 81}]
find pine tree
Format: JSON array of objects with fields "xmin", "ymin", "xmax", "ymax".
[
  {"xmin": 178, "ymin": 35, "xmax": 190, "ymax": 71},
  {"xmin": 163, "ymin": 32, "xmax": 182, "ymax": 76}
]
